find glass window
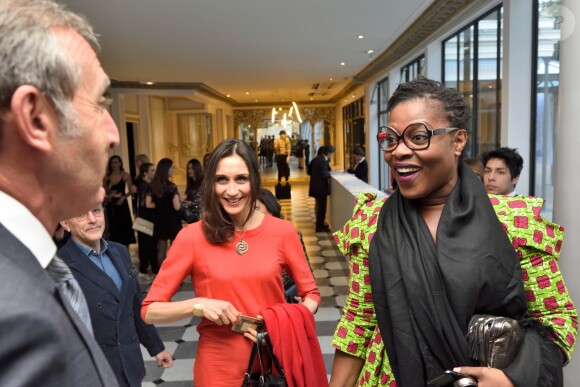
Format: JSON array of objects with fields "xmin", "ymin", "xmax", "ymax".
[
  {"xmin": 443, "ymin": 6, "xmax": 502, "ymax": 158},
  {"xmin": 532, "ymin": 0, "xmax": 561, "ymax": 219},
  {"xmin": 400, "ymin": 55, "xmax": 425, "ymax": 83},
  {"xmin": 376, "ymin": 77, "xmax": 390, "ymax": 191},
  {"xmin": 342, "ymin": 98, "xmax": 365, "ymax": 171}
]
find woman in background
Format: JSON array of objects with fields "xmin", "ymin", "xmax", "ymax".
[
  {"xmin": 146, "ymin": 158, "xmax": 181, "ymax": 270},
  {"xmin": 255, "ymin": 188, "xmax": 313, "ymax": 303},
  {"xmin": 104, "ymin": 155, "xmax": 135, "ymax": 249},
  {"xmin": 255, "ymin": 188, "xmax": 283, "ymax": 219},
  {"xmin": 136, "ymin": 162, "xmax": 157, "ymax": 277},
  {"xmin": 182, "ymin": 158, "xmax": 204, "ymax": 223},
  {"xmin": 142, "ymin": 139, "xmax": 320, "ymax": 386}
]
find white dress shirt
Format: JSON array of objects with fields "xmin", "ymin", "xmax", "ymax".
[{"xmin": 0, "ymin": 190, "xmax": 56, "ymax": 268}]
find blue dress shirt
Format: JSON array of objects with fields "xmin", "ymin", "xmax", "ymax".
[{"xmin": 71, "ymin": 238, "xmax": 123, "ymax": 292}]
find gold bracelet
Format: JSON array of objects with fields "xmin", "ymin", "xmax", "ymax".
[{"xmin": 193, "ymin": 299, "xmax": 205, "ymax": 317}]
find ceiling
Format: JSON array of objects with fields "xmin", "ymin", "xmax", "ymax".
[{"xmin": 59, "ymin": 0, "xmax": 434, "ymax": 105}]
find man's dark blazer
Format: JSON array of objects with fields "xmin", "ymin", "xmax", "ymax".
[
  {"xmin": 0, "ymin": 223, "xmax": 119, "ymax": 387},
  {"xmin": 348, "ymin": 159, "xmax": 369, "ymax": 183},
  {"xmin": 58, "ymin": 239, "xmax": 164, "ymax": 387},
  {"xmin": 308, "ymin": 154, "xmax": 331, "ymax": 197}
]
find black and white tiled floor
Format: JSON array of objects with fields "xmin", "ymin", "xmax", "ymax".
[{"xmin": 135, "ymin": 166, "xmax": 350, "ymax": 386}]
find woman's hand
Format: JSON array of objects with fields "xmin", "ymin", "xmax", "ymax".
[
  {"xmin": 243, "ymin": 315, "xmax": 264, "ymax": 343},
  {"xmin": 115, "ymin": 196, "xmax": 126, "ymax": 205},
  {"xmin": 301, "ymin": 297, "xmax": 319, "ymax": 314},
  {"xmin": 109, "ymin": 189, "xmax": 122, "ymax": 199},
  {"xmin": 454, "ymin": 366, "xmax": 513, "ymax": 387},
  {"xmin": 195, "ymin": 298, "xmax": 241, "ymax": 326}
]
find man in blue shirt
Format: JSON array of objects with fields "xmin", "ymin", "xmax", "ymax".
[{"xmin": 59, "ymin": 206, "xmax": 173, "ymax": 387}]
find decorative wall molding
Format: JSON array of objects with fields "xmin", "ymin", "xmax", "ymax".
[{"xmin": 233, "ymin": 107, "xmax": 335, "ymax": 131}]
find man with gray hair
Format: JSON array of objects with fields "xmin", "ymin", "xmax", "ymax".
[{"xmin": 0, "ymin": 0, "xmax": 120, "ymax": 385}]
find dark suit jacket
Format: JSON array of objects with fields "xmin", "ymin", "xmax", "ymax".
[
  {"xmin": 308, "ymin": 154, "xmax": 331, "ymax": 197},
  {"xmin": 0, "ymin": 224, "xmax": 119, "ymax": 387},
  {"xmin": 59, "ymin": 239, "xmax": 164, "ymax": 387},
  {"xmin": 348, "ymin": 158, "xmax": 369, "ymax": 183}
]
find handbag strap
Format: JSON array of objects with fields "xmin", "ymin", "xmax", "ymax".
[
  {"xmin": 243, "ymin": 332, "xmax": 286, "ymax": 385},
  {"xmin": 262, "ymin": 332, "xmax": 286, "ymax": 378},
  {"xmin": 243, "ymin": 339, "xmax": 259, "ymax": 384}
]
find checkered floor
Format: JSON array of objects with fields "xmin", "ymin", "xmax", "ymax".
[{"xmin": 136, "ymin": 168, "xmax": 349, "ymax": 386}]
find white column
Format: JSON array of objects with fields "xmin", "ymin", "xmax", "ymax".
[
  {"xmin": 554, "ymin": 1, "xmax": 580, "ymax": 385},
  {"xmin": 501, "ymin": 0, "xmax": 533, "ymax": 195}
]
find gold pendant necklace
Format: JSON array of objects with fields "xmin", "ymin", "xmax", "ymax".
[{"xmin": 234, "ymin": 229, "xmax": 248, "ymax": 255}]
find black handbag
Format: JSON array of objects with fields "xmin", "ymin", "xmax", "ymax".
[
  {"xmin": 242, "ymin": 332, "xmax": 287, "ymax": 387},
  {"xmin": 179, "ymin": 203, "xmax": 200, "ymax": 224},
  {"xmin": 466, "ymin": 314, "xmax": 524, "ymax": 369}
]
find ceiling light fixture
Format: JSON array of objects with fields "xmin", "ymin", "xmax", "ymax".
[
  {"xmin": 340, "ymin": 62, "xmax": 346, "ymax": 66},
  {"xmin": 270, "ymin": 101, "xmax": 303, "ymax": 128},
  {"xmin": 358, "ymin": 35, "xmax": 364, "ymax": 39}
]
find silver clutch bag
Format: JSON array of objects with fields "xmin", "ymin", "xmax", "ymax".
[{"xmin": 466, "ymin": 314, "xmax": 524, "ymax": 369}]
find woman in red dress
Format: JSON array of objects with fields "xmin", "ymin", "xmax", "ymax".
[{"xmin": 142, "ymin": 139, "xmax": 320, "ymax": 386}]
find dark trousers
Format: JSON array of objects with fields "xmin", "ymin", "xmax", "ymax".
[
  {"xmin": 137, "ymin": 231, "xmax": 158, "ymax": 273},
  {"xmin": 276, "ymin": 154, "xmax": 290, "ymax": 182},
  {"xmin": 314, "ymin": 195, "xmax": 327, "ymax": 230}
]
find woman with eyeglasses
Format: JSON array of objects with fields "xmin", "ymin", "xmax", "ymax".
[{"xmin": 329, "ymin": 78, "xmax": 576, "ymax": 386}]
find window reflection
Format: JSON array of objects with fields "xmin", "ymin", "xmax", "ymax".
[
  {"xmin": 443, "ymin": 6, "xmax": 502, "ymax": 158},
  {"xmin": 533, "ymin": 0, "xmax": 561, "ymax": 220}
]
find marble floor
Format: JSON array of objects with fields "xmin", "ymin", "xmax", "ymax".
[{"xmin": 135, "ymin": 159, "xmax": 351, "ymax": 386}]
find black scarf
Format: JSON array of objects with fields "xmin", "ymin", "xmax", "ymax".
[{"xmin": 369, "ymin": 163, "xmax": 527, "ymax": 385}]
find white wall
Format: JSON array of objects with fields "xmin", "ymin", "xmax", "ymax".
[{"xmin": 555, "ymin": 1, "xmax": 580, "ymax": 385}]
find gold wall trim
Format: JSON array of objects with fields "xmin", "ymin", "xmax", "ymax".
[{"xmin": 233, "ymin": 107, "xmax": 335, "ymax": 132}]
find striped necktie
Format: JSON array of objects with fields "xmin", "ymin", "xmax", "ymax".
[{"xmin": 46, "ymin": 256, "xmax": 94, "ymax": 334}]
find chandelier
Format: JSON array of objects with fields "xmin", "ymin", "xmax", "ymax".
[{"xmin": 270, "ymin": 101, "xmax": 302, "ymax": 128}]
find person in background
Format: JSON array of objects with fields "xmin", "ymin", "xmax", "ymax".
[
  {"xmin": 304, "ymin": 139, "xmax": 311, "ymax": 167},
  {"xmin": 142, "ymin": 139, "xmax": 320, "ymax": 385},
  {"xmin": 203, "ymin": 152, "xmax": 212, "ymax": 170},
  {"xmin": 256, "ymin": 188, "xmax": 283, "ymax": 219},
  {"xmin": 464, "ymin": 157, "xmax": 484, "ymax": 181},
  {"xmin": 104, "ymin": 155, "xmax": 136, "ymax": 249},
  {"xmin": 134, "ymin": 154, "xmax": 149, "ymax": 174},
  {"xmin": 329, "ymin": 78, "xmax": 576, "ymax": 386},
  {"xmin": 136, "ymin": 162, "xmax": 157, "ymax": 278},
  {"xmin": 59, "ymin": 206, "xmax": 173, "ymax": 387},
  {"xmin": 274, "ymin": 130, "xmax": 291, "ymax": 183},
  {"xmin": 183, "ymin": 158, "xmax": 204, "ymax": 223},
  {"xmin": 346, "ymin": 146, "xmax": 368, "ymax": 183},
  {"xmin": 482, "ymin": 147, "xmax": 523, "ymax": 196},
  {"xmin": 146, "ymin": 158, "xmax": 181, "ymax": 272},
  {"xmin": 308, "ymin": 146, "xmax": 333, "ymax": 232},
  {"xmin": 255, "ymin": 188, "xmax": 313, "ymax": 303},
  {"xmin": 0, "ymin": 0, "xmax": 120, "ymax": 384},
  {"xmin": 296, "ymin": 139, "xmax": 305, "ymax": 169},
  {"xmin": 132, "ymin": 154, "xmax": 150, "ymax": 212}
]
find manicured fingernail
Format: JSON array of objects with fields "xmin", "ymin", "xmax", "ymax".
[{"xmin": 453, "ymin": 367, "xmax": 461, "ymax": 372}]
